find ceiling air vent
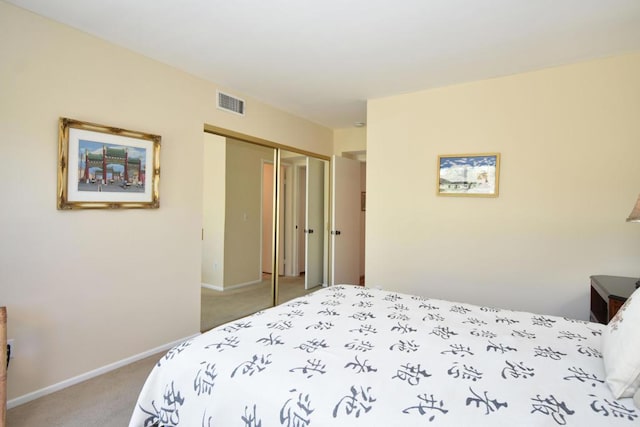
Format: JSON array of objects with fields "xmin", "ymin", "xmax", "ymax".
[{"xmin": 217, "ymin": 90, "xmax": 245, "ymax": 116}]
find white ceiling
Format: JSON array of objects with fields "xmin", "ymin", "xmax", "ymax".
[{"xmin": 7, "ymin": 0, "xmax": 640, "ymax": 129}]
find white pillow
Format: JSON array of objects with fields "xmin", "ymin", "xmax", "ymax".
[{"xmin": 602, "ymin": 286, "xmax": 640, "ymax": 399}]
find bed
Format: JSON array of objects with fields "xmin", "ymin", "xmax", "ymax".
[{"xmin": 129, "ymin": 285, "xmax": 640, "ymax": 426}]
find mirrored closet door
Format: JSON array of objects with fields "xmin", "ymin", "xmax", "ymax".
[
  {"xmin": 276, "ymin": 150, "xmax": 329, "ymax": 305},
  {"xmin": 201, "ymin": 131, "xmax": 330, "ymax": 332},
  {"xmin": 201, "ymin": 134, "xmax": 276, "ymax": 332}
]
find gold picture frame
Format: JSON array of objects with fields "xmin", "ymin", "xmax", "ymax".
[
  {"xmin": 437, "ymin": 153, "xmax": 500, "ymax": 197},
  {"xmin": 57, "ymin": 117, "xmax": 161, "ymax": 209}
]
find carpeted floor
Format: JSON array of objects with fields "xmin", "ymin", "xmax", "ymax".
[
  {"xmin": 200, "ymin": 274, "xmax": 321, "ymax": 331},
  {"xmin": 6, "ymin": 352, "xmax": 160, "ymax": 427},
  {"xmin": 7, "ymin": 277, "xmax": 321, "ymax": 426}
]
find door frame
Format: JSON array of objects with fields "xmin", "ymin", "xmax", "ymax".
[
  {"xmin": 280, "ymin": 158, "xmax": 305, "ymax": 278},
  {"xmin": 261, "ymin": 160, "xmax": 286, "ymax": 276}
]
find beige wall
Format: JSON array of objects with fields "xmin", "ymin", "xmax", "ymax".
[
  {"xmin": 334, "ymin": 127, "xmax": 366, "ymax": 155},
  {"xmin": 367, "ymin": 52, "xmax": 640, "ymax": 320},
  {"xmin": 202, "ymin": 133, "xmax": 226, "ymax": 287},
  {"xmin": 0, "ymin": 2, "xmax": 332, "ymax": 402}
]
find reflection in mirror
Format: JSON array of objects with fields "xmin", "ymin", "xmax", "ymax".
[
  {"xmin": 201, "ymin": 134, "xmax": 276, "ymax": 332},
  {"xmin": 277, "ymin": 150, "xmax": 329, "ymax": 305}
]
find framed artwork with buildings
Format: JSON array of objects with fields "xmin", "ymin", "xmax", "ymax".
[
  {"xmin": 57, "ymin": 117, "xmax": 161, "ymax": 209},
  {"xmin": 437, "ymin": 153, "xmax": 500, "ymax": 197}
]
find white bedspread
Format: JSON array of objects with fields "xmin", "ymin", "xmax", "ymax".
[{"xmin": 129, "ymin": 285, "xmax": 638, "ymax": 426}]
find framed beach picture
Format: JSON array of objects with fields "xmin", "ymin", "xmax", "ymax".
[
  {"xmin": 57, "ymin": 117, "xmax": 161, "ymax": 209},
  {"xmin": 437, "ymin": 153, "xmax": 500, "ymax": 197}
]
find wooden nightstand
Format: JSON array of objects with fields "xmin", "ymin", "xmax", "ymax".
[{"xmin": 590, "ymin": 275, "xmax": 637, "ymax": 324}]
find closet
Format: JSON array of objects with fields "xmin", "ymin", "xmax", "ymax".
[{"xmin": 201, "ymin": 129, "xmax": 329, "ymax": 331}]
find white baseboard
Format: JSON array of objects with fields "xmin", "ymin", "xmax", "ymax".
[
  {"xmin": 201, "ymin": 282, "xmax": 223, "ymax": 291},
  {"xmin": 201, "ymin": 279, "xmax": 261, "ymax": 292},
  {"xmin": 7, "ymin": 333, "xmax": 200, "ymax": 409}
]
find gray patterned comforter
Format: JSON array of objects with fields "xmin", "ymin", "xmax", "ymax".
[{"xmin": 130, "ymin": 285, "xmax": 637, "ymax": 426}]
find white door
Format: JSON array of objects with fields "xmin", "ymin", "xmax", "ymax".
[
  {"xmin": 305, "ymin": 157, "xmax": 324, "ymax": 289},
  {"xmin": 331, "ymin": 155, "xmax": 361, "ymax": 285},
  {"xmin": 297, "ymin": 166, "xmax": 306, "ymax": 275}
]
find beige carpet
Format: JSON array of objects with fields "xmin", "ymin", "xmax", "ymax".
[
  {"xmin": 7, "ymin": 277, "xmax": 322, "ymax": 426},
  {"xmin": 200, "ymin": 274, "xmax": 321, "ymax": 332},
  {"xmin": 6, "ymin": 352, "xmax": 160, "ymax": 427}
]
